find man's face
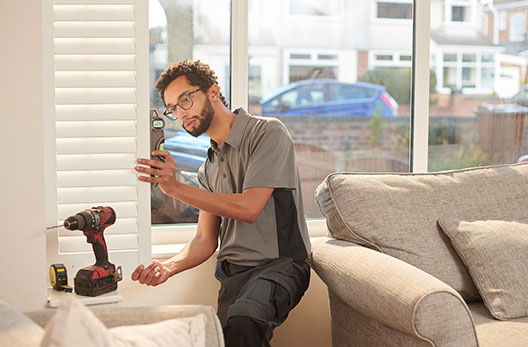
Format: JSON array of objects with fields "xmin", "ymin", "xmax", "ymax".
[{"xmin": 164, "ymin": 76, "xmax": 214, "ymax": 137}]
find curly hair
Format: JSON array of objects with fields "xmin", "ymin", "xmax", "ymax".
[{"xmin": 155, "ymin": 59, "xmax": 228, "ymax": 108}]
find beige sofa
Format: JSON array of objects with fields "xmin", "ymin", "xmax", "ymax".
[
  {"xmin": 1, "ymin": 300, "xmax": 224, "ymax": 347},
  {"xmin": 311, "ymin": 163, "xmax": 528, "ymax": 347}
]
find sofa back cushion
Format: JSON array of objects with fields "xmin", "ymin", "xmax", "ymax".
[{"xmin": 315, "ymin": 163, "xmax": 528, "ymax": 301}]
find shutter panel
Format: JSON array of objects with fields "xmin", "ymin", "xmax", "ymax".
[{"xmin": 46, "ymin": 0, "xmax": 150, "ymax": 276}]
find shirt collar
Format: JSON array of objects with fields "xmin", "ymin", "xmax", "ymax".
[{"xmin": 207, "ymin": 108, "xmax": 250, "ymax": 160}]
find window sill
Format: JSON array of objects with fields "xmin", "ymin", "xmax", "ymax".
[{"xmin": 47, "ymin": 288, "xmax": 123, "ymax": 308}]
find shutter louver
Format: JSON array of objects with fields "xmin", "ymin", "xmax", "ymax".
[{"xmin": 48, "ymin": 0, "xmax": 150, "ymax": 275}]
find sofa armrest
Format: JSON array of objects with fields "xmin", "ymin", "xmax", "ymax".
[
  {"xmin": 311, "ymin": 238, "xmax": 479, "ymax": 346},
  {"xmin": 26, "ymin": 304, "xmax": 224, "ymax": 347}
]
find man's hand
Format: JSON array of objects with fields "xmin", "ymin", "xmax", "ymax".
[
  {"xmin": 135, "ymin": 150, "xmax": 177, "ymax": 195},
  {"xmin": 131, "ymin": 260, "xmax": 172, "ymax": 286}
]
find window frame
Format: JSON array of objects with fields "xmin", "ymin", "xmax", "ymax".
[
  {"xmin": 372, "ymin": 0, "xmax": 413, "ymax": 23},
  {"xmin": 434, "ymin": 50, "xmax": 498, "ymax": 94},
  {"xmin": 444, "ymin": 0, "xmax": 477, "ymax": 26}
]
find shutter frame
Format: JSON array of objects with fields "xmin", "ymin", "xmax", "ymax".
[{"xmin": 45, "ymin": 0, "xmax": 151, "ymax": 277}]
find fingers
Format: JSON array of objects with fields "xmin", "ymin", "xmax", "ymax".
[
  {"xmin": 131, "ymin": 264, "xmax": 144, "ymax": 281},
  {"xmin": 132, "ymin": 261, "xmax": 168, "ymax": 286},
  {"xmin": 136, "ymin": 157, "xmax": 164, "ymax": 169}
]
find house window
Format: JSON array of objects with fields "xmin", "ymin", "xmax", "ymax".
[
  {"xmin": 445, "ymin": 0, "xmax": 474, "ymax": 24},
  {"xmin": 285, "ymin": 50, "xmax": 340, "ymax": 84},
  {"xmin": 377, "ymin": 1, "xmax": 412, "ymax": 20},
  {"xmin": 510, "ymin": 12, "xmax": 527, "ymax": 41},
  {"xmin": 371, "ymin": 51, "xmax": 412, "ymax": 68}
]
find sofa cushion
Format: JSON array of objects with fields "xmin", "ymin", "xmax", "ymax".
[
  {"xmin": 0, "ymin": 300, "xmax": 44, "ymax": 347},
  {"xmin": 469, "ymin": 303, "xmax": 528, "ymax": 347},
  {"xmin": 315, "ymin": 163, "xmax": 528, "ymax": 301},
  {"xmin": 40, "ymin": 296, "xmax": 207, "ymax": 347},
  {"xmin": 438, "ymin": 219, "xmax": 528, "ymax": 320}
]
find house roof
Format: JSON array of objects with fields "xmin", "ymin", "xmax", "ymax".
[
  {"xmin": 431, "ymin": 30, "xmax": 498, "ymax": 47},
  {"xmin": 493, "ymin": 0, "xmax": 526, "ymax": 5}
]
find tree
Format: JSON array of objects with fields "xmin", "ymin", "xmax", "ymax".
[{"xmin": 158, "ymin": 0, "xmax": 193, "ymax": 64}]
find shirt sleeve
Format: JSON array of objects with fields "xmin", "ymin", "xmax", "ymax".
[
  {"xmin": 197, "ymin": 163, "xmax": 212, "ymax": 192},
  {"xmin": 243, "ymin": 119, "xmax": 298, "ymax": 190}
]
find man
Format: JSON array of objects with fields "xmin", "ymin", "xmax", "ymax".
[{"xmin": 133, "ymin": 59, "xmax": 311, "ymax": 346}]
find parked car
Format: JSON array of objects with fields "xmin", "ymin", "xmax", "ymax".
[
  {"xmin": 260, "ymin": 79, "xmax": 398, "ymax": 117},
  {"xmin": 163, "ymin": 131, "xmax": 210, "ymax": 172}
]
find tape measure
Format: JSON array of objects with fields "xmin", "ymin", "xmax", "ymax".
[{"xmin": 49, "ymin": 264, "xmax": 73, "ymax": 293}]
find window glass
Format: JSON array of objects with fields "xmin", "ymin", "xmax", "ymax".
[
  {"xmin": 451, "ymin": 6, "xmax": 468, "ymax": 22},
  {"xmin": 250, "ymin": 0, "xmax": 412, "ymax": 218},
  {"xmin": 149, "ymin": 0, "xmax": 231, "ymax": 224},
  {"xmin": 444, "ymin": 53, "xmax": 457, "ymax": 62},
  {"xmin": 429, "ymin": 0, "xmax": 528, "ymax": 172},
  {"xmin": 510, "ymin": 12, "xmax": 527, "ymax": 41},
  {"xmin": 377, "ymin": 2, "xmax": 412, "ymax": 20}
]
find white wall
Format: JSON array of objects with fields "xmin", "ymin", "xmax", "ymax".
[
  {"xmin": 0, "ymin": 0, "xmax": 48, "ymax": 311},
  {"xmin": 118, "ymin": 256, "xmax": 332, "ymax": 347}
]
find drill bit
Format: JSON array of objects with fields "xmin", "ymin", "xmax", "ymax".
[{"xmin": 46, "ymin": 225, "xmax": 63, "ymax": 230}]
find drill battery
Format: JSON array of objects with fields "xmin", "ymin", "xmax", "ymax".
[{"xmin": 74, "ymin": 264, "xmax": 122, "ymax": 297}]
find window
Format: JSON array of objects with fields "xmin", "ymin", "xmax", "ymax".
[
  {"xmin": 510, "ymin": 12, "xmax": 527, "ymax": 41},
  {"xmin": 250, "ymin": 1, "xmax": 412, "ymax": 218},
  {"xmin": 377, "ymin": 1, "xmax": 412, "ymax": 20},
  {"xmin": 149, "ymin": 0, "xmax": 231, "ymax": 225},
  {"xmin": 437, "ymin": 52, "xmax": 497, "ymax": 92},
  {"xmin": 285, "ymin": 50, "xmax": 340, "ymax": 84},
  {"xmin": 429, "ymin": 2, "xmax": 528, "ymax": 173},
  {"xmin": 445, "ymin": 0, "xmax": 474, "ymax": 24},
  {"xmin": 451, "ymin": 6, "xmax": 467, "ymax": 22}
]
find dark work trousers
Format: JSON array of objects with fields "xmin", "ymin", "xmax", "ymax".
[{"xmin": 215, "ymin": 257, "xmax": 310, "ymax": 347}]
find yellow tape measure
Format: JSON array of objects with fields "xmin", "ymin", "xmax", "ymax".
[{"xmin": 49, "ymin": 264, "xmax": 73, "ymax": 292}]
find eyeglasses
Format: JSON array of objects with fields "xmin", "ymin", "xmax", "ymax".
[{"xmin": 163, "ymin": 88, "xmax": 201, "ymax": 120}]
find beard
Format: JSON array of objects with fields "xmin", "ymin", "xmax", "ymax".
[{"xmin": 184, "ymin": 97, "xmax": 214, "ymax": 137}]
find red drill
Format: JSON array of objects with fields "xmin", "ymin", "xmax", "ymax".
[{"xmin": 61, "ymin": 206, "xmax": 122, "ymax": 296}]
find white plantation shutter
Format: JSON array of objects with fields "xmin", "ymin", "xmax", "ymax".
[{"xmin": 45, "ymin": 0, "xmax": 150, "ymax": 276}]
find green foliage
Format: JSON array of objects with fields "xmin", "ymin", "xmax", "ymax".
[
  {"xmin": 358, "ymin": 68, "xmax": 438, "ymax": 106},
  {"xmin": 368, "ymin": 102, "xmax": 386, "ymax": 148},
  {"xmin": 428, "ymin": 144, "xmax": 488, "ymax": 172},
  {"xmin": 428, "ymin": 120, "xmax": 460, "ymax": 145},
  {"xmin": 394, "ymin": 122, "xmax": 410, "ymax": 151}
]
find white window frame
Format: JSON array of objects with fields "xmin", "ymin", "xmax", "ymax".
[
  {"xmin": 369, "ymin": 50, "xmax": 413, "ymax": 69},
  {"xmin": 436, "ymin": 49, "xmax": 497, "ymax": 94},
  {"xmin": 509, "ymin": 12, "xmax": 527, "ymax": 42},
  {"xmin": 444, "ymin": 0, "xmax": 477, "ymax": 26},
  {"xmin": 371, "ymin": 0, "xmax": 413, "ymax": 24},
  {"xmin": 282, "ymin": 49, "xmax": 341, "ymax": 85}
]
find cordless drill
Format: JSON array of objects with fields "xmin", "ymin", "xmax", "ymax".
[{"xmin": 61, "ymin": 206, "xmax": 122, "ymax": 296}]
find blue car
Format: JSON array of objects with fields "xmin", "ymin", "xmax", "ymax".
[
  {"xmin": 163, "ymin": 131, "xmax": 210, "ymax": 172},
  {"xmin": 151, "ymin": 130, "xmax": 210, "ymax": 224},
  {"xmin": 260, "ymin": 79, "xmax": 398, "ymax": 117}
]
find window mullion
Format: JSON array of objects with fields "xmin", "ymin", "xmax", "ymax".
[
  {"xmin": 230, "ymin": 0, "xmax": 249, "ymax": 110},
  {"xmin": 411, "ymin": 0, "xmax": 431, "ymax": 172}
]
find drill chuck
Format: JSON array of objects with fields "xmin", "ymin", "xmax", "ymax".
[{"xmin": 63, "ymin": 215, "xmax": 85, "ymax": 230}]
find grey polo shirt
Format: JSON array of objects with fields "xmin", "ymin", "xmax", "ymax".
[{"xmin": 197, "ymin": 108, "xmax": 311, "ymax": 266}]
